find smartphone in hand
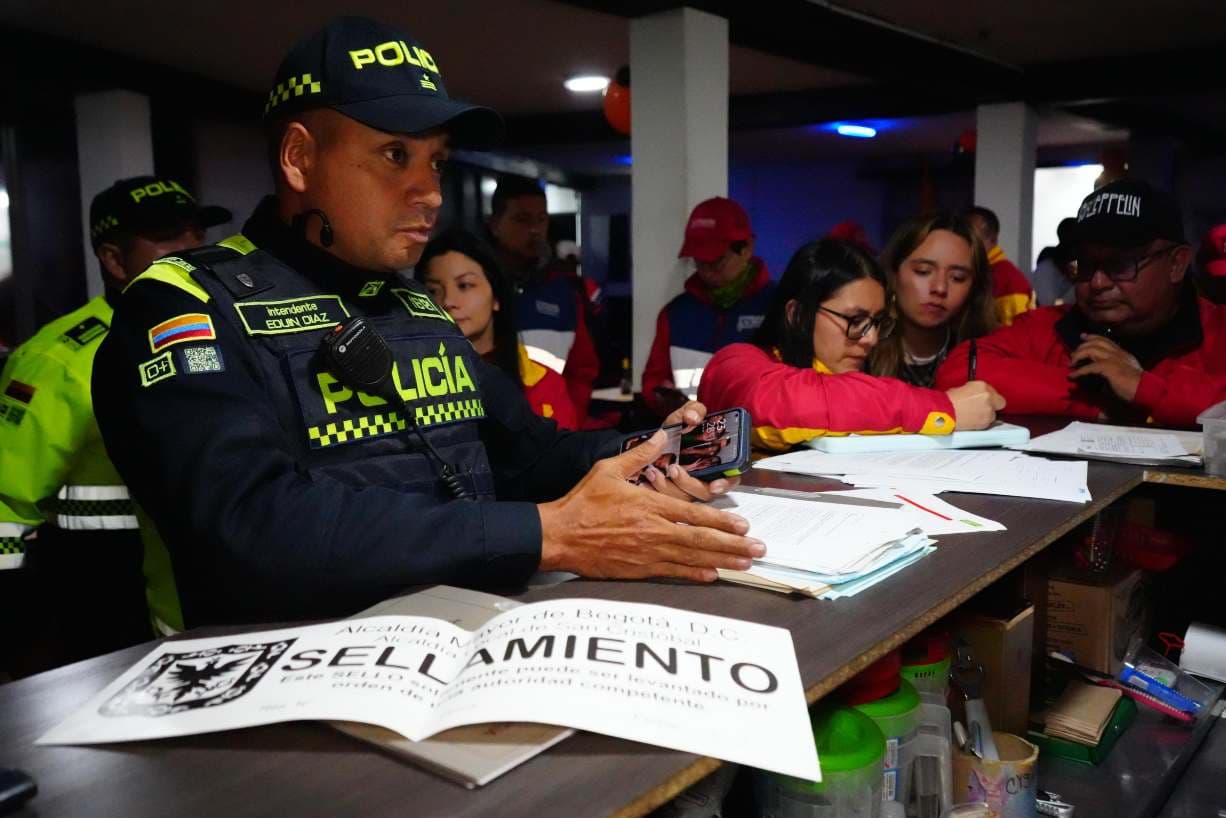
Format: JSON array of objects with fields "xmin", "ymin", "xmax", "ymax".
[{"xmin": 620, "ymin": 406, "xmax": 751, "ymax": 482}]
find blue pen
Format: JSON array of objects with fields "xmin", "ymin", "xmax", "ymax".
[{"xmin": 1119, "ymin": 665, "xmax": 1202, "ymax": 714}]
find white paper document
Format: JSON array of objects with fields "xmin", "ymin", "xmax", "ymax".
[
  {"xmin": 39, "ymin": 598, "xmax": 820, "ymax": 782},
  {"xmin": 830, "ymin": 489, "xmax": 1007, "ymax": 536},
  {"xmin": 1019, "ymin": 421, "xmax": 1201, "ymax": 467},
  {"xmin": 715, "ymin": 488, "xmax": 1002, "ymax": 599},
  {"xmin": 754, "ymin": 450, "xmax": 1090, "ymax": 503},
  {"xmin": 712, "ymin": 491, "xmax": 920, "ymax": 574}
]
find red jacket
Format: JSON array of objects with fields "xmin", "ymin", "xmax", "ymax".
[
  {"xmin": 642, "ymin": 259, "xmax": 774, "ymax": 416},
  {"xmin": 513, "ymin": 268, "xmax": 600, "ymax": 424},
  {"xmin": 935, "ymin": 293, "xmax": 1226, "ymax": 428},
  {"xmin": 516, "ymin": 344, "xmax": 578, "ymax": 430},
  {"xmin": 698, "ymin": 343, "xmax": 957, "ymax": 451},
  {"xmin": 989, "ymin": 246, "xmax": 1035, "ymax": 326}
]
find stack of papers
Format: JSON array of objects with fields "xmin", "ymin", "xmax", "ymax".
[
  {"xmin": 754, "ymin": 450, "xmax": 1091, "ymax": 503},
  {"xmin": 714, "ymin": 488, "xmax": 1005, "ymax": 599},
  {"xmin": 1018, "ymin": 421, "xmax": 1201, "ymax": 467},
  {"xmin": 1043, "ymin": 681, "xmax": 1122, "ymax": 746}
]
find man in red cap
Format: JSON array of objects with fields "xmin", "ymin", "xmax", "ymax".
[{"xmin": 642, "ymin": 197, "xmax": 774, "ymax": 417}]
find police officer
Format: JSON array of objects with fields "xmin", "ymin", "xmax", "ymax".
[
  {"xmin": 0, "ymin": 176, "xmax": 229, "ymax": 669},
  {"xmin": 92, "ymin": 17, "xmax": 762, "ymax": 630}
]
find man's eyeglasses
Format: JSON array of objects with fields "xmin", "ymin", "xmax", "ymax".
[
  {"xmin": 1073, "ymin": 245, "xmax": 1178, "ymax": 284},
  {"xmin": 818, "ymin": 306, "xmax": 896, "ymax": 340}
]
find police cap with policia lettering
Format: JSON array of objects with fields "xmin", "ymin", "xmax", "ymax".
[
  {"xmin": 89, "ymin": 177, "xmax": 231, "ymax": 248},
  {"xmin": 264, "ymin": 16, "xmax": 503, "ymax": 148}
]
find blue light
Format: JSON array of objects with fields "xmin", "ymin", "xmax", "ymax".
[
  {"xmin": 836, "ymin": 124, "xmax": 877, "ymax": 139},
  {"xmin": 612, "ymin": 153, "xmax": 633, "ymax": 166}
]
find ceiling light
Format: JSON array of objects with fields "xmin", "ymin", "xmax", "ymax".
[
  {"xmin": 836, "ymin": 124, "xmax": 877, "ymax": 139},
  {"xmin": 564, "ymin": 75, "xmax": 610, "ymax": 93}
]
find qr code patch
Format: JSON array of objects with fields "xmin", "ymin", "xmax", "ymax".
[{"xmin": 182, "ymin": 345, "xmax": 224, "ymax": 374}]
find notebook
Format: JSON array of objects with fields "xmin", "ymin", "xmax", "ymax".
[{"xmin": 806, "ymin": 422, "xmax": 1030, "ymax": 453}]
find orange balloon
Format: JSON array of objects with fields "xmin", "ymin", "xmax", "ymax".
[{"xmin": 603, "ymin": 81, "xmax": 631, "ymax": 135}]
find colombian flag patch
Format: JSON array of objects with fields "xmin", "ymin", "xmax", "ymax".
[{"xmin": 148, "ymin": 313, "xmax": 216, "ymax": 353}]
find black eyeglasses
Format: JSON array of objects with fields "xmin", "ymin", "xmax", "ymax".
[
  {"xmin": 1073, "ymin": 245, "xmax": 1179, "ymax": 284},
  {"xmin": 818, "ymin": 306, "xmax": 896, "ymax": 340}
]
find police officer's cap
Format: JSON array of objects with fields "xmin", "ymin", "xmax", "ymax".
[
  {"xmin": 89, "ymin": 177, "xmax": 231, "ymax": 249},
  {"xmin": 264, "ymin": 16, "xmax": 503, "ymax": 149}
]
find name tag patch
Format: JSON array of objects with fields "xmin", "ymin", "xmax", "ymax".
[
  {"xmin": 392, "ymin": 288, "xmax": 454, "ymax": 323},
  {"xmin": 60, "ymin": 316, "xmax": 108, "ymax": 349},
  {"xmin": 738, "ymin": 314, "xmax": 765, "ymax": 333},
  {"xmin": 235, "ymin": 296, "xmax": 350, "ymax": 336}
]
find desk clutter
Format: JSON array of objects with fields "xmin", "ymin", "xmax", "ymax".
[{"xmin": 699, "ymin": 517, "xmax": 1226, "ymax": 818}]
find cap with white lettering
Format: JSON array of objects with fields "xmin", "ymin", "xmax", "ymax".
[
  {"xmin": 263, "ymin": 16, "xmax": 503, "ymax": 149},
  {"xmin": 1069, "ymin": 179, "xmax": 1185, "ymax": 249}
]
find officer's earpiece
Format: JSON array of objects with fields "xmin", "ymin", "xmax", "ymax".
[{"xmin": 292, "ymin": 208, "xmax": 334, "ymax": 248}]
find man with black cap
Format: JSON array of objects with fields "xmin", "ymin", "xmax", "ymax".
[
  {"xmin": 92, "ymin": 17, "xmax": 761, "ymax": 631},
  {"xmin": 0, "ymin": 176, "xmax": 228, "ymax": 671},
  {"xmin": 937, "ymin": 179, "xmax": 1226, "ymax": 427}
]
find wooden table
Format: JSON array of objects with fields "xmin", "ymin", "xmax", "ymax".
[{"xmin": 0, "ymin": 463, "xmax": 1145, "ymax": 818}]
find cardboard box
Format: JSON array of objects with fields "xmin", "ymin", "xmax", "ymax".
[
  {"xmin": 1045, "ymin": 567, "xmax": 1149, "ymax": 676},
  {"xmin": 955, "ymin": 603, "xmax": 1035, "ymax": 735}
]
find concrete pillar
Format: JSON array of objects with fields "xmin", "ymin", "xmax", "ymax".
[
  {"xmin": 629, "ymin": 8, "xmax": 728, "ymax": 388},
  {"xmin": 74, "ymin": 90, "xmax": 155, "ymax": 298},
  {"xmin": 974, "ymin": 102, "xmax": 1037, "ymax": 271}
]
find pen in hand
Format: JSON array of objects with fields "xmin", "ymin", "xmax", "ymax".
[{"xmin": 968, "ymin": 338, "xmax": 977, "ymax": 381}]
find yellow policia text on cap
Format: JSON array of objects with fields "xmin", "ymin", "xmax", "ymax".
[
  {"xmin": 348, "ymin": 40, "xmax": 440, "ymax": 75},
  {"xmin": 130, "ymin": 180, "xmax": 193, "ymax": 204}
]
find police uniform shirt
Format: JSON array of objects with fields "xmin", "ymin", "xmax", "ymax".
[{"xmin": 93, "ymin": 197, "xmax": 620, "ymax": 628}]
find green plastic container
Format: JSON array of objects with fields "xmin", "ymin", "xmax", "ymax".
[
  {"xmin": 755, "ymin": 702, "xmax": 885, "ymax": 817},
  {"xmin": 1028, "ymin": 695, "xmax": 1137, "ymax": 765},
  {"xmin": 900, "ymin": 655, "xmax": 951, "ymax": 700},
  {"xmin": 852, "ymin": 678, "xmax": 921, "ymax": 803}
]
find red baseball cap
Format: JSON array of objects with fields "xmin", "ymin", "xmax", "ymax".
[
  {"xmin": 678, "ymin": 197, "xmax": 753, "ymax": 263},
  {"xmin": 1199, "ymin": 224, "xmax": 1226, "ymax": 278}
]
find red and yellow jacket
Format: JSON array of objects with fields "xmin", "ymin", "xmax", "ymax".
[
  {"xmin": 989, "ymin": 246, "xmax": 1035, "ymax": 326},
  {"xmin": 642, "ymin": 259, "xmax": 774, "ymax": 416},
  {"xmin": 697, "ymin": 343, "xmax": 956, "ymax": 451},
  {"xmin": 517, "ymin": 344, "xmax": 578, "ymax": 431},
  {"xmin": 935, "ymin": 293, "xmax": 1226, "ymax": 429}
]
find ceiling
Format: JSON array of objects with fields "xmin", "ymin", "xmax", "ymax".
[
  {"xmin": 0, "ymin": 0, "xmax": 859, "ymax": 114},
  {"xmin": 831, "ymin": 0, "xmax": 1226, "ymax": 65},
  {"xmin": 0, "ymin": 0, "xmax": 1220, "ymax": 177}
]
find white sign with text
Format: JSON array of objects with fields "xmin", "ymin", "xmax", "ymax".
[{"xmin": 40, "ymin": 598, "xmax": 820, "ymax": 781}]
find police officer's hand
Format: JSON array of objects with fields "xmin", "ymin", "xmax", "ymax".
[
  {"xmin": 645, "ymin": 400, "xmax": 739, "ymax": 503},
  {"xmin": 537, "ymin": 429, "xmax": 766, "ymax": 583}
]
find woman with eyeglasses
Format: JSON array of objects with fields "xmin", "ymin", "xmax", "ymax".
[
  {"xmin": 698, "ymin": 238, "xmax": 1004, "ymax": 451},
  {"xmin": 869, "ymin": 212, "xmax": 998, "ymax": 387},
  {"xmin": 416, "ymin": 229, "xmax": 578, "ymax": 430}
]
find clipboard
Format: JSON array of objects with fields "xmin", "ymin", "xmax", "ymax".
[{"xmin": 806, "ymin": 421, "xmax": 1030, "ymax": 454}]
